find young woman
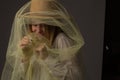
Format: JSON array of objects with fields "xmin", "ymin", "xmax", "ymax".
[{"xmin": 1, "ymin": 0, "xmax": 85, "ymax": 80}]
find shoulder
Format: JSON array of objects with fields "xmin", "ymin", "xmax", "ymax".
[
  {"xmin": 55, "ymin": 33, "xmax": 67, "ymax": 40},
  {"xmin": 55, "ymin": 32, "xmax": 72, "ymax": 43},
  {"xmin": 53, "ymin": 33, "xmax": 73, "ymax": 48}
]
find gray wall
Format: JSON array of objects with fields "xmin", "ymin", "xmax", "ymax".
[
  {"xmin": 60, "ymin": 0, "xmax": 105, "ymax": 80},
  {"xmin": 0, "ymin": 0, "xmax": 105, "ymax": 80}
]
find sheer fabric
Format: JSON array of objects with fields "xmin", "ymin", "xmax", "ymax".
[{"xmin": 1, "ymin": 0, "xmax": 85, "ymax": 80}]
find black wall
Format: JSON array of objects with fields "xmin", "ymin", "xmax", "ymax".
[{"xmin": 102, "ymin": 0, "xmax": 120, "ymax": 80}]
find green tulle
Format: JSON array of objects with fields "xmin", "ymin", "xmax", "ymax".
[{"xmin": 1, "ymin": 0, "xmax": 84, "ymax": 80}]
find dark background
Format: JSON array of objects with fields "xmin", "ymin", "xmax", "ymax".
[
  {"xmin": 0, "ymin": 0, "xmax": 29, "ymax": 78},
  {"xmin": 102, "ymin": 0, "xmax": 120, "ymax": 80},
  {"xmin": 0, "ymin": 0, "xmax": 105, "ymax": 80}
]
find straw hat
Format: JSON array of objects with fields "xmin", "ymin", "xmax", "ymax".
[
  {"xmin": 30, "ymin": 0, "xmax": 52, "ymax": 12},
  {"xmin": 29, "ymin": 0, "xmax": 59, "ymax": 17},
  {"xmin": 26, "ymin": 0, "xmax": 60, "ymax": 24}
]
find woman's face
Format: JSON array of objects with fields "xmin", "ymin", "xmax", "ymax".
[{"xmin": 31, "ymin": 24, "xmax": 45, "ymax": 35}]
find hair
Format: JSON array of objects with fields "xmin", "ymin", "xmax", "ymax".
[{"xmin": 27, "ymin": 23, "xmax": 62, "ymax": 46}]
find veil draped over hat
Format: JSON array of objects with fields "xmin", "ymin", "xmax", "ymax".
[{"xmin": 1, "ymin": 0, "xmax": 84, "ymax": 80}]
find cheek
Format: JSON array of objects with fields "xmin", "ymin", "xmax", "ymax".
[
  {"xmin": 31, "ymin": 26, "xmax": 39, "ymax": 32},
  {"xmin": 31, "ymin": 26, "xmax": 35, "ymax": 31}
]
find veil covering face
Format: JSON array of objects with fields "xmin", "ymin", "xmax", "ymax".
[{"xmin": 1, "ymin": 0, "xmax": 85, "ymax": 80}]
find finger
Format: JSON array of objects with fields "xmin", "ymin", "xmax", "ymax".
[
  {"xmin": 22, "ymin": 41, "xmax": 28, "ymax": 45},
  {"xmin": 23, "ymin": 36, "xmax": 29, "ymax": 39},
  {"xmin": 23, "ymin": 36, "xmax": 30, "ymax": 41},
  {"xmin": 20, "ymin": 41, "xmax": 29, "ymax": 47},
  {"xmin": 20, "ymin": 44, "xmax": 26, "ymax": 48},
  {"xmin": 22, "ymin": 39, "xmax": 29, "ymax": 43}
]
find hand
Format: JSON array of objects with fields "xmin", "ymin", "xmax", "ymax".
[
  {"xmin": 35, "ymin": 43, "xmax": 45, "ymax": 52},
  {"xmin": 35, "ymin": 43, "xmax": 48, "ymax": 59},
  {"xmin": 19, "ymin": 36, "xmax": 31, "ymax": 49}
]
